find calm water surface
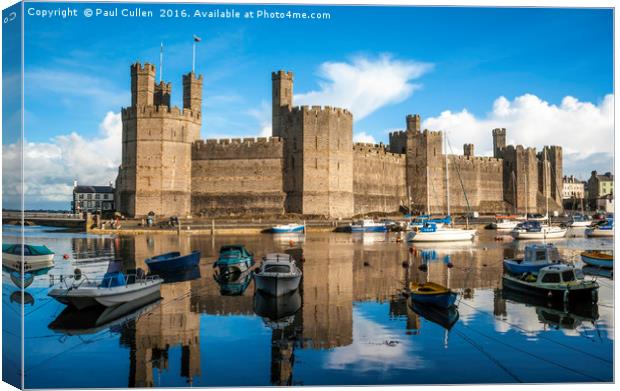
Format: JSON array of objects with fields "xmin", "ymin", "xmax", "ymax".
[{"xmin": 2, "ymin": 225, "xmax": 614, "ymax": 387}]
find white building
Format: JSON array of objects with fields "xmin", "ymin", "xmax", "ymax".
[{"xmin": 562, "ymin": 175, "xmax": 585, "ymax": 200}]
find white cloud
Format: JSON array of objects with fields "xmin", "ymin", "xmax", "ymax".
[
  {"xmin": 247, "ymin": 101, "xmax": 272, "ymax": 137},
  {"xmin": 2, "ymin": 112, "xmax": 122, "ymax": 209},
  {"xmin": 353, "ymin": 131, "xmax": 377, "ymax": 144},
  {"xmin": 423, "ymin": 94, "xmax": 614, "ymax": 176},
  {"xmin": 295, "ymin": 55, "xmax": 433, "ymax": 121}
]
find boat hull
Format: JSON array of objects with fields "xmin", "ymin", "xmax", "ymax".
[
  {"xmin": 511, "ymin": 229, "xmax": 567, "ymax": 240},
  {"xmin": 409, "ymin": 301, "xmax": 459, "ymax": 330},
  {"xmin": 407, "ymin": 229, "xmax": 476, "ymax": 242},
  {"xmin": 145, "ymin": 251, "xmax": 200, "ymax": 273},
  {"xmin": 410, "ymin": 291, "xmax": 457, "ymax": 308},
  {"xmin": 2, "ymin": 253, "xmax": 54, "ymax": 273},
  {"xmin": 49, "ymin": 279, "xmax": 163, "ymax": 310},
  {"xmin": 569, "ymin": 221, "xmax": 592, "ymax": 228},
  {"xmin": 272, "ymin": 225, "xmax": 304, "ymax": 233},
  {"xmin": 585, "ymin": 228, "xmax": 614, "ymax": 237},
  {"xmin": 350, "ymin": 225, "xmax": 388, "ymax": 232},
  {"xmin": 254, "ymin": 274, "xmax": 301, "ymax": 296},
  {"xmin": 502, "ymin": 275, "xmax": 598, "ymax": 303},
  {"xmin": 503, "ymin": 259, "xmax": 554, "ymax": 274},
  {"xmin": 580, "ymin": 253, "xmax": 613, "ymax": 269}
]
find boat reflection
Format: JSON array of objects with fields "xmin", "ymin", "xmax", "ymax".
[
  {"xmin": 10, "ymin": 290, "xmax": 35, "ymax": 306},
  {"xmin": 582, "ymin": 265, "xmax": 613, "ymax": 280},
  {"xmin": 408, "ymin": 300, "xmax": 460, "ymax": 331},
  {"xmin": 158, "ymin": 264, "xmax": 201, "ymax": 284},
  {"xmin": 502, "ymin": 289, "xmax": 599, "ymax": 330},
  {"xmin": 214, "ymin": 269, "xmax": 253, "ymax": 296},
  {"xmin": 48, "ymin": 291, "xmax": 161, "ymax": 335},
  {"xmin": 253, "ymin": 289, "xmax": 302, "ymax": 327}
]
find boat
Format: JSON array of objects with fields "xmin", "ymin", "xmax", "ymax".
[
  {"xmin": 213, "ymin": 244, "xmax": 254, "ymax": 276},
  {"xmin": 253, "ymin": 253, "xmax": 302, "ymax": 296},
  {"xmin": 409, "ymin": 300, "xmax": 460, "ymax": 331},
  {"xmin": 159, "ymin": 265, "xmax": 201, "ymax": 284},
  {"xmin": 48, "ymin": 270, "xmax": 163, "ymax": 310},
  {"xmin": 271, "ymin": 223, "xmax": 305, "ymax": 233},
  {"xmin": 585, "ymin": 219, "xmax": 614, "ymax": 237},
  {"xmin": 526, "ymin": 213, "xmax": 549, "ymax": 222},
  {"xmin": 253, "ymin": 288, "xmax": 302, "ymax": 322},
  {"xmin": 406, "ymin": 223, "xmax": 476, "ymax": 242},
  {"xmin": 492, "ymin": 218, "xmax": 520, "ymax": 231},
  {"xmin": 511, "ymin": 221, "xmax": 567, "ymax": 240},
  {"xmin": 580, "ymin": 251, "xmax": 613, "ymax": 269},
  {"xmin": 569, "ymin": 214, "xmax": 592, "ymax": 228},
  {"xmin": 350, "ymin": 219, "xmax": 388, "ymax": 232},
  {"xmin": 409, "ymin": 281, "xmax": 458, "ymax": 308},
  {"xmin": 407, "ymin": 215, "xmax": 450, "ymax": 230},
  {"xmin": 503, "ymin": 243, "xmax": 563, "ymax": 274},
  {"xmin": 502, "ymin": 264, "xmax": 598, "ymax": 303},
  {"xmin": 144, "ymin": 250, "xmax": 200, "ymax": 273},
  {"xmin": 2, "ymin": 244, "xmax": 55, "ymax": 272}
]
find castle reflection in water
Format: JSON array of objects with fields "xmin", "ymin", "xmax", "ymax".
[{"xmin": 86, "ymin": 231, "xmax": 512, "ymax": 387}]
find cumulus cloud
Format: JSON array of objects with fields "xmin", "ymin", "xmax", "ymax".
[
  {"xmin": 247, "ymin": 101, "xmax": 272, "ymax": 137},
  {"xmin": 353, "ymin": 131, "xmax": 377, "ymax": 144},
  {"xmin": 2, "ymin": 112, "xmax": 122, "ymax": 209},
  {"xmin": 423, "ymin": 94, "xmax": 614, "ymax": 177},
  {"xmin": 296, "ymin": 55, "xmax": 433, "ymax": 121}
]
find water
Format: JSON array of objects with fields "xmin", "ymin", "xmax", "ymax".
[{"xmin": 2, "ymin": 225, "xmax": 614, "ymax": 387}]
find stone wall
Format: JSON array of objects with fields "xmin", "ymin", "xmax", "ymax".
[
  {"xmin": 352, "ymin": 143, "xmax": 406, "ymax": 215},
  {"xmin": 191, "ymin": 137, "xmax": 286, "ymax": 216}
]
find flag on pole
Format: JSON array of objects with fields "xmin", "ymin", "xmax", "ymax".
[{"xmin": 193, "ymin": 35, "xmax": 201, "ymax": 42}]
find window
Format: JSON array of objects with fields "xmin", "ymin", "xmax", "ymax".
[
  {"xmin": 264, "ymin": 265, "xmax": 290, "ymax": 273},
  {"xmin": 95, "ymin": 194, "xmax": 101, "ymax": 200},
  {"xmin": 541, "ymin": 273, "xmax": 560, "ymax": 283},
  {"xmin": 561, "ymin": 271, "xmax": 575, "ymax": 282},
  {"xmin": 95, "ymin": 201, "xmax": 101, "ymax": 208},
  {"xmin": 103, "ymin": 194, "xmax": 109, "ymax": 200},
  {"xmin": 87, "ymin": 194, "xmax": 92, "ymax": 200},
  {"xmin": 79, "ymin": 194, "xmax": 84, "ymax": 199},
  {"xmin": 87, "ymin": 201, "xmax": 92, "ymax": 208},
  {"xmin": 535, "ymin": 251, "xmax": 546, "ymax": 261}
]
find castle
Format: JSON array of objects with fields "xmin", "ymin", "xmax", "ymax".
[{"xmin": 115, "ymin": 63, "xmax": 563, "ymax": 218}]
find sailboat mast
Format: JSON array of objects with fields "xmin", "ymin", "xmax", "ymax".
[{"xmin": 444, "ymin": 131, "xmax": 450, "ymax": 217}]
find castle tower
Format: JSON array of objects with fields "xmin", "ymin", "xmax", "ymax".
[
  {"xmin": 406, "ymin": 114, "xmax": 421, "ymax": 132},
  {"xmin": 272, "ymin": 70, "xmax": 294, "ymax": 138},
  {"xmin": 116, "ymin": 62, "xmax": 202, "ymax": 217},
  {"xmin": 463, "ymin": 143, "xmax": 474, "ymax": 157},
  {"xmin": 154, "ymin": 81, "xmax": 171, "ymax": 107},
  {"xmin": 492, "ymin": 128, "xmax": 506, "ymax": 158},
  {"xmin": 544, "ymin": 145, "xmax": 563, "ymax": 206}
]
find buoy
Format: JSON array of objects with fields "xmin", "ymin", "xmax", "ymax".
[
  {"xmin": 447, "ymin": 262, "xmax": 454, "ymax": 268},
  {"xmin": 63, "ymin": 254, "xmax": 70, "ymax": 260},
  {"xmin": 289, "ymin": 240, "xmax": 295, "ymax": 247},
  {"xmin": 418, "ymin": 264, "xmax": 428, "ymax": 272},
  {"xmin": 401, "ymin": 261, "xmax": 409, "ymax": 268}
]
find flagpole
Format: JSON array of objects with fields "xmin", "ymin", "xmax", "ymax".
[
  {"xmin": 159, "ymin": 42, "xmax": 163, "ymax": 82},
  {"xmin": 192, "ymin": 40, "xmax": 196, "ymax": 73}
]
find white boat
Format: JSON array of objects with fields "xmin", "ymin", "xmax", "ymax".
[
  {"xmin": 2, "ymin": 244, "xmax": 55, "ymax": 272},
  {"xmin": 503, "ymin": 243, "xmax": 563, "ymax": 274},
  {"xmin": 569, "ymin": 215, "xmax": 593, "ymax": 228},
  {"xmin": 407, "ymin": 224, "xmax": 476, "ymax": 242},
  {"xmin": 253, "ymin": 253, "xmax": 302, "ymax": 296},
  {"xmin": 271, "ymin": 223, "xmax": 305, "ymax": 233},
  {"xmin": 585, "ymin": 219, "xmax": 614, "ymax": 237},
  {"xmin": 511, "ymin": 221, "xmax": 567, "ymax": 240},
  {"xmin": 350, "ymin": 219, "xmax": 388, "ymax": 232},
  {"xmin": 493, "ymin": 219, "xmax": 520, "ymax": 231},
  {"xmin": 48, "ymin": 271, "xmax": 163, "ymax": 310}
]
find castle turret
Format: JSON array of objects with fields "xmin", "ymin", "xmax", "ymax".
[
  {"xmin": 183, "ymin": 72, "xmax": 203, "ymax": 112},
  {"xmin": 463, "ymin": 143, "xmax": 474, "ymax": 157},
  {"xmin": 131, "ymin": 63, "xmax": 155, "ymax": 107},
  {"xmin": 492, "ymin": 128, "xmax": 506, "ymax": 158},
  {"xmin": 272, "ymin": 70, "xmax": 293, "ymax": 138},
  {"xmin": 406, "ymin": 114, "xmax": 421, "ymax": 132},
  {"xmin": 154, "ymin": 81, "xmax": 171, "ymax": 107}
]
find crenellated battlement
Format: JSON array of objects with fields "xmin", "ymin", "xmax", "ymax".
[
  {"xmin": 192, "ymin": 136, "xmax": 284, "ymax": 160},
  {"xmin": 130, "ymin": 62, "xmax": 155, "ymax": 73},
  {"xmin": 272, "ymin": 70, "xmax": 294, "ymax": 80},
  {"xmin": 353, "ymin": 142, "xmax": 405, "ymax": 160},
  {"xmin": 121, "ymin": 105, "xmax": 202, "ymax": 121},
  {"xmin": 287, "ymin": 105, "xmax": 353, "ymax": 118}
]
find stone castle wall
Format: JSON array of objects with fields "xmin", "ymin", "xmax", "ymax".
[
  {"xmin": 191, "ymin": 137, "xmax": 286, "ymax": 216},
  {"xmin": 352, "ymin": 143, "xmax": 407, "ymax": 215}
]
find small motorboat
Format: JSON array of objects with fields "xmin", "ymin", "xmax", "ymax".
[
  {"xmin": 511, "ymin": 221, "xmax": 567, "ymax": 240},
  {"xmin": 585, "ymin": 219, "xmax": 614, "ymax": 238},
  {"xmin": 213, "ymin": 245, "xmax": 254, "ymax": 276},
  {"xmin": 526, "ymin": 213, "xmax": 549, "ymax": 222},
  {"xmin": 254, "ymin": 253, "xmax": 302, "ymax": 296},
  {"xmin": 502, "ymin": 264, "xmax": 598, "ymax": 303},
  {"xmin": 271, "ymin": 223, "xmax": 305, "ymax": 233},
  {"xmin": 580, "ymin": 251, "xmax": 613, "ymax": 269},
  {"xmin": 409, "ymin": 281, "xmax": 458, "ymax": 309},
  {"xmin": 145, "ymin": 250, "xmax": 201, "ymax": 273},
  {"xmin": 2, "ymin": 244, "xmax": 55, "ymax": 272},
  {"xmin": 350, "ymin": 219, "xmax": 388, "ymax": 233},
  {"xmin": 48, "ymin": 270, "xmax": 163, "ymax": 310},
  {"xmin": 503, "ymin": 243, "xmax": 563, "ymax": 274},
  {"xmin": 569, "ymin": 214, "xmax": 592, "ymax": 228},
  {"xmin": 407, "ymin": 223, "xmax": 476, "ymax": 243}
]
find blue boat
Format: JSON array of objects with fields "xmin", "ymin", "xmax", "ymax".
[
  {"xmin": 271, "ymin": 223, "xmax": 305, "ymax": 233},
  {"xmin": 409, "ymin": 282, "xmax": 458, "ymax": 308},
  {"xmin": 213, "ymin": 244, "xmax": 254, "ymax": 275},
  {"xmin": 408, "ymin": 215, "xmax": 452, "ymax": 229},
  {"xmin": 350, "ymin": 219, "xmax": 388, "ymax": 232},
  {"xmin": 503, "ymin": 243, "xmax": 562, "ymax": 274},
  {"xmin": 145, "ymin": 251, "xmax": 201, "ymax": 273},
  {"xmin": 580, "ymin": 251, "xmax": 613, "ymax": 269}
]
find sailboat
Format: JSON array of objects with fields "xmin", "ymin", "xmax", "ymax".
[{"xmin": 407, "ymin": 133, "xmax": 477, "ymax": 243}]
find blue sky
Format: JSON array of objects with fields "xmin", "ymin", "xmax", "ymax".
[{"xmin": 5, "ymin": 2, "xmax": 615, "ymax": 209}]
